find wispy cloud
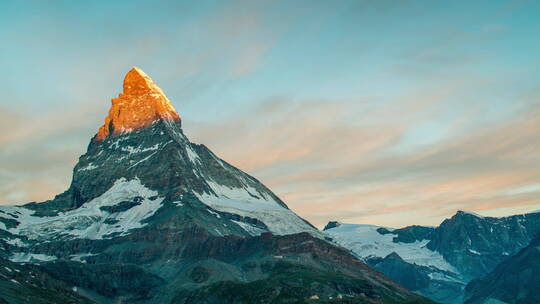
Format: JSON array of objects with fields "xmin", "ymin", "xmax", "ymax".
[
  {"xmin": 0, "ymin": 105, "xmax": 99, "ymax": 204},
  {"xmin": 185, "ymin": 86, "xmax": 540, "ymax": 228}
]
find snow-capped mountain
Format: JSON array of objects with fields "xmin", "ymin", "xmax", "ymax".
[
  {"xmin": 0, "ymin": 67, "xmax": 432, "ymax": 304},
  {"xmin": 1, "ymin": 67, "xmax": 318, "ymax": 247},
  {"xmin": 324, "ymin": 210, "xmax": 540, "ymax": 304},
  {"xmin": 324, "ymin": 222, "xmax": 465, "ymax": 304},
  {"xmin": 427, "ymin": 210, "xmax": 540, "ymax": 278},
  {"xmin": 323, "ymin": 223, "xmax": 454, "ymax": 271}
]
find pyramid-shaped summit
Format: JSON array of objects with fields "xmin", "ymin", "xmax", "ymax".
[
  {"xmin": 96, "ymin": 67, "xmax": 180, "ymax": 141},
  {"xmin": 20, "ymin": 67, "xmax": 319, "ymax": 239},
  {"xmin": 0, "ymin": 68, "xmax": 432, "ymax": 304}
]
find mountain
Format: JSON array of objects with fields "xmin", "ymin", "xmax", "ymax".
[
  {"xmin": 323, "ymin": 222, "xmax": 465, "ymax": 304},
  {"xmin": 426, "ymin": 210, "xmax": 540, "ymax": 278},
  {"xmin": 464, "ymin": 233, "xmax": 540, "ymax": 304},
  {"xmin": 20, "ymin": 67, "xmax": 317, "ymax": 238},
  {"xmin": 323, "ymin": 210, "xmax": 540, "ymax": 304},
  {"xmin": 0, "ymin": 67, "xmax": 432, "ymax": 304}
]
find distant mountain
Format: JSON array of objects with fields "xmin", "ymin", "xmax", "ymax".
[
  {"xmin": 427, "ymin": 210, "xmax": 540, "ymax": 278},
  {"xmin": 324, "ymin": 210, "xmax": 540, "ymax": 304},
  {"xmin": 323, "ymin": 222, "xmax": 465, "ymax": 304},
  {"xmin": 464, "ymin": 233, "xmax": 540, "ymax": 304},
  {"xmin": 0, "ymin": 67, "xmax": 432, "ymax": 304}
]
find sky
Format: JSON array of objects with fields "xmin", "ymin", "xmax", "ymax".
[{"xmin": 1, "ymin": 0, "xmax": 540, "ymax": 228}]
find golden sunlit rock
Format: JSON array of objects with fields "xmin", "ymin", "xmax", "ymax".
[{"xmin": 95, "ymin": 67, "xmax": 180, "ymax": 141}]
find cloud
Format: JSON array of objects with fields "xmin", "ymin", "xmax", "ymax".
[
  {"xmin": 0, "ymin": 105, "xmax": 100, "ymax": 205},
  {"xmin": 183, "ymin": 86, "xmax": 540, "ymax": 228}
]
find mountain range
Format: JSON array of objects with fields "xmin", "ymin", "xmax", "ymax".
[
  {"xmin": 324, "ymin": 210, "xmax": 540, "ymax": 304},
  {"xmin": 0, "ymin": 68, "xmax": 432, "ymax": 304}
]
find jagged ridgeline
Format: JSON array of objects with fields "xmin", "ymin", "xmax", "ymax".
[
  {"xmin": 324, "ymin": 210, "xmax": 540, "ymax": 304},
  {"xmin": 0, "ymin": 68, "xmax": 433, "ymax": 304}
]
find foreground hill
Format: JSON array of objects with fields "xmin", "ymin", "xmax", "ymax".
[{"xmin": 0, "ymin": 67, "xmax": 431, "ymax": 304}]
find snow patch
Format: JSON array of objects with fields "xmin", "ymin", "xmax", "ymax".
[
  {"xmin": 232, "ymin": 220, "xmax": 267, "ymax": 236},
  {"xmin": 0, "ymin": 178, "xmax": 164, "ymax": 242},
  {"xmin": 78, "ymin": 163, "xmax": 99, "ymax": 171},
  {"xmin": 172, "ymin": 201, "xmax": 184, "ymax": 207},
  {"xmin": 195, "ymin": 180, "xmax": 319, "ymax": 236},
  {"xmin": 460, "ymin": 210, "xmax": 484, "ymax": 218},
  {"xmin": 128, "ymin": 150, "xmax": 159, "ymax": 168},
  {"xmin": 5, "ymin": 238, "xmax": 26, "ymax": 247},
  {"xmin": 186, "ymin": 145, "xmax": 201, "ymax": 164},
  {"xmin": 10, "ymin": 253, "xmax": 57, "ymax": 263},
  {"xmin": 324, "ymin": 223, "xmax": 457, "ymax": 272},
  {"xmin": 121, "ymin": 143, "xmax": 160, "ymax": 153},
  {"xmin": 69, "ymin": 253, "xmax": 98, "ymax": 263},
  {"xmin": 207, "ymin": 209, "xmax": 221, "ymax": 218},
  {"xmin": 428, "ymin": 272, "xmax": 465, "ymax": 284}
]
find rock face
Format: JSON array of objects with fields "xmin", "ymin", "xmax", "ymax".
[
  {"xmin": 464, "ymin": 233, "xmax": 540, "ymax": 304},
  {"xmin": 427, "ymin": 211, "xmax": 540, "ymax": 279},
  {"xmin": 324, "ymin": 210, "xmax": 540, "ymax": 304},
  {"xmin": 0, "ymin": 68, "xmax": 433, "ymax": 304},
  {"xmin": 96, "ymin": 67, "xmax": 180, "ymax": 141}
]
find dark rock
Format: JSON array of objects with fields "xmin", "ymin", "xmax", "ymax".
[
  {"xmin": 464, "ymin": 233, "xmax": 540, "ymax": 304},
  {"xmin": 99, "ymin": 200, "xmax": 142, "ymax": 213},
  {"xmin": 323, "ymin": 221, "xmax": 341, "ymax": 231},
  {"xmin": 427, "ymin": 210, "xmax": 540, "ymax": 278}
]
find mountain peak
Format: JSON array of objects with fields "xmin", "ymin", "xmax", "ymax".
[
  {"xmin": 456, "ymin": 210, "xmax": 484, "ymax": 219},
  {"xmin": 123, "ymin": 67, "xmax": 159, "ymax": 94},
  {"xmin": 96, "ymin": 67, "xmax": 181, "ymax": 141}
]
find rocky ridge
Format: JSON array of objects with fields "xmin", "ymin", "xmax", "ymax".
[{"xmin": 324, "ymin": 210, "xmax": 540, "ymax": 304}]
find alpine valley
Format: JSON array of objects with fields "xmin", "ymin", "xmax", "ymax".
[
  {"xmin": 324, "ymin": 210, "xmax": 540, "ymax": 304},
  {"xmin": 0, "ymin": 68, "xmax": 434, "ymax": 304}
]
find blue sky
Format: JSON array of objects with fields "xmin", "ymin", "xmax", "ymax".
[{"xmin": 1, "ymin": 0, "xmax": 540, "ymax": 227}]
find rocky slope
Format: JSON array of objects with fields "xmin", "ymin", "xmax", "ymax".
[
  {"xmin": 464, "ymin": 233, "xmax": 540, "ymax": 304},
  {"xmin": 0, "ymin": 67, "xmax": 432, "ymax": 304},
  {"xmin": 0, "ymin": 257, "xmax": 92, "ymax": 304},
  {"xmin": 324, "ymin": 210, "xmax": 540, "ymax": 304},
  {"xmin": 427, "ymin": 211, "xmax": 540, "ymax": 278}
]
